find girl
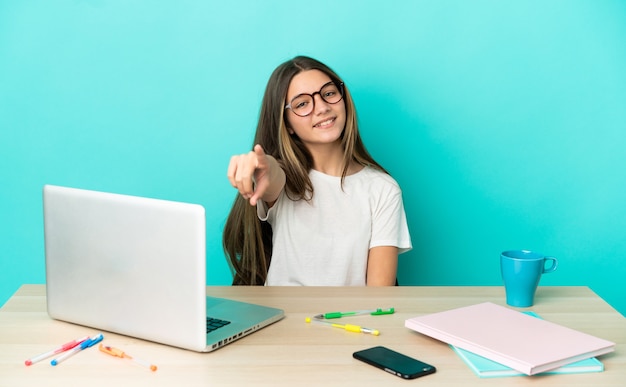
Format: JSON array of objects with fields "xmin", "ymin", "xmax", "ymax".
[{"xmin": 224, "ymin": 56, "xmax": 411, "ymax": 286}]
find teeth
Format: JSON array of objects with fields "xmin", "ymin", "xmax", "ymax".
[{"xmin": 316, "ymin": 118, "xmax": 334, "ymax": 127}]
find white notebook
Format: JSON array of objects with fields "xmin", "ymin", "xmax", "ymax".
[{"xmin": 405, "ymin": 302, "xmax": 614, "ymax": 375}]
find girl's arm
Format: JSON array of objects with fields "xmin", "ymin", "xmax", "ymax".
[{"xmin": 366, "ymin": 246, "xmax": 399, "ymax": 286}]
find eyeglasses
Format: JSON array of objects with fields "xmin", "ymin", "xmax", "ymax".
[{"xmin": 284, "ymin": 81, "xmax": 344, "ymax": 117}]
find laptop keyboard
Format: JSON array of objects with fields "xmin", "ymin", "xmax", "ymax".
[{"xmin": 206, "ymin": 317, "xmax": 231, "ymax": 334}]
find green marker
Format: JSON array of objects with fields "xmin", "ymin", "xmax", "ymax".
[{"xmin": 314, "ymin": 307, "xmax": 395, "ymax": 320}]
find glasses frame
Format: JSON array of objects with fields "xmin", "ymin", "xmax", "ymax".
[{"xmin": 284, "ymin": 81, "xmax": 345, "ymax": 117}]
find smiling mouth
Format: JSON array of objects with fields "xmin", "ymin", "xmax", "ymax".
[{"xmin": 314, "ymin": 117, "xmax": 335, "ymax": 128}]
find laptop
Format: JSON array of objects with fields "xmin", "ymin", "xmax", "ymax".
[{"xmin": 43, "ymin": 184, "xmax": 284, "ymax": 352}]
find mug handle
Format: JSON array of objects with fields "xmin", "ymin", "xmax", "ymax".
[{"xmin": 543, "ymin": 257, "xmax": 558, "ymax": 273}]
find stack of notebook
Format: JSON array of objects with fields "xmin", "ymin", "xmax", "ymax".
[
  {"xmin": 449, "ymin": 310, "xmax": 604, "ymax": 377},
  {"xmin": 405, "ymin": 302, "xmax": 615, "ymax": 377}
]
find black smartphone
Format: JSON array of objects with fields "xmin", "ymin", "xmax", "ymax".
[{"xmin": 353, "ymin": 346, "xmax": 436, "ymax": 380}]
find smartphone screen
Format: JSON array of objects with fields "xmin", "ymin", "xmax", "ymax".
[{"xmin": 353, "ymin": 346, "xmax": 436, "ymax": 379}]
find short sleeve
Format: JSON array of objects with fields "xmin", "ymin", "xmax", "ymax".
[{"xmin": 369, "ymin": 179, "xmax": 412, "ymax": 254}]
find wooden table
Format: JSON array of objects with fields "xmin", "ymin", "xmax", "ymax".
[{"xmin": 1, "ymin": 285, "xmax": 624, "ymax": 386}]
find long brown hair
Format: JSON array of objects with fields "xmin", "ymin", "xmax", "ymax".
[{"xmin": 223, "ymin": 56, "xmax": 387, "ymax": 285}]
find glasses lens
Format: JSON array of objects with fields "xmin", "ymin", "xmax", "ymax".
[
  {"xmin": 290, "ymin": 95, "xmax": 314, "ymax": 116},
  {"xmin": 320, "ymin": 83, "xmax": 343, "ymax": 104}
]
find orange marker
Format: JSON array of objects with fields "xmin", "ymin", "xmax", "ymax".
[{"xmin": 99, "ymin": 344, "xmax": 157, "ymax": 371}]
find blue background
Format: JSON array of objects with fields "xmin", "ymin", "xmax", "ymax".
[{"xmin": 1, "ymin": 1, "xmax": 625, "ymax": 316}]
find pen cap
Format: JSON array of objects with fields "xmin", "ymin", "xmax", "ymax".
[
  {"xmin": 371, "ymin": 308, "xmax": 395, "ymax": 316},
  {"xmin": 82, "ymin": 334, "xmax": 104, "ymax": 349}
]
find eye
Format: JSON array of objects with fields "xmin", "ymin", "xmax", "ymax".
[
  {"xmin": 294, "ymin": 100, "xmax": 309, "ymax": 110},
  {"xmin": 290, "ymin": 95, "xmax": 311, "ymax": 111}
]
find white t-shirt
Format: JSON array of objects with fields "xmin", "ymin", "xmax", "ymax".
[{"xmin": 257, "ymin": 166, "xmax": 412, "ymax": 286}]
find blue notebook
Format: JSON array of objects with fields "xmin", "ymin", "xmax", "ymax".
[{"xmin": 451, "ymin": 311, "xmax": 604, "ymax": 378}]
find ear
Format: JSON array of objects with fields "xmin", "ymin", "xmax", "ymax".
[{"xmin": 284, "ymin": 116, "xmax": 296, "ymax": 135}]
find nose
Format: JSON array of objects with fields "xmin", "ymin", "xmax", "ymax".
[{"xmin": 312, "ymin": 93, "xmax": 331, "ymax": 115}]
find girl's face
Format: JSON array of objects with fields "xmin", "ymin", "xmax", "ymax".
[{"xmin": 284, "ymin": 70, "xmax": 347, "ymax": 150}]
